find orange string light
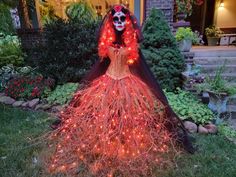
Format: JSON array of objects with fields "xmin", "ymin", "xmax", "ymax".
[{"xmin": 46, "ymin": 7, "xmax": 179, "ymax": 177}]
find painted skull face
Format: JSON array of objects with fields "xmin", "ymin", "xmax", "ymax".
[{"xmin": 112, "ymin": 11, "xmax": 126, "ymax": 31}]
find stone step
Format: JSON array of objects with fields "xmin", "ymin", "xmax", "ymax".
[
  {"xmin": 193, "ymin": 57, "xmax": 236, "ymax": 65},
  {"xmin": 192, "ymin": 49, "xmax": 236, "ymax": 57},
  {"xmin": 199, "ymin": 73, "xmax": 236, "ymax": 82},
  {"xmin": 200, "ymin": 64, "xmax": 236, "ymax": 74},
  {"xmin": 228, "ymin": 95, "xmax": 236, "ymax": 105},
  {"xmin": 227, "ymin": 105, "xmax": 236, "ymax": 119}
]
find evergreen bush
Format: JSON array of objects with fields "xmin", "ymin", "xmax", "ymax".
[
  {"xmin": 26, "ymin": 1, "xmax": 99, "ymax": 84},
  {"xmin": 141, "ymin": 8, "xmax": 185, "ymax": 91},
  {"xmin": 30, "ymin": 18, "xmax": 99, "ymax": 84}
]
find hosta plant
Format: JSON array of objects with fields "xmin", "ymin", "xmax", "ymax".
[
  {"xmin": 0, "ymin": 64, "xmax": 37, "ymax": 92},
  {"xmin": 165, "ymin": 88, "xmax": 214, "ymax": 124},
  {"xmin": 0, "ymin": 33, "xmax": 24, "ymax": 67},
  {"xmin": 46, "ymin": 83, "xmax": 79, "ymax": 105}
]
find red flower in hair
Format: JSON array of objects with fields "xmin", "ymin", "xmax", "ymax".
[{"xmin": 113, "ymin": 5, "xmax": 123, "ymax": 12}]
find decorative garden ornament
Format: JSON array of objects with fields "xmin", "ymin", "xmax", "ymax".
[{"xmin": 44, "ymin": 5, "xmax": 194, "ymax": 177}]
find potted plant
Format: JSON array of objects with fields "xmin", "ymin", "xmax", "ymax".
[
  {"xmin": 175, "ymin": 27, "xmax": 196, "ymax": 52},
  {"xmin": 175, "ymin": 0, "xmax": 204, "ymax": 20},
  {"xmin": 205, "ymin": 26, "xmax": 223, "ymax": 46},
  {"xmin": 196, "ymin": 62, "xmax": 236, "ymax": 114},
  {"xmin": 175, "ymin": 0, "xmax": 193, "ymax": 20}
]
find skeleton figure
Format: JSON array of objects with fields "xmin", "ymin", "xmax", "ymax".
[
  {"xmin": 112, "ymin": 6, "xmax": 127, "ymax": 31},
  {"xmin": 46, "ymin": 5, "xmax": 194, "ymax": 177}
]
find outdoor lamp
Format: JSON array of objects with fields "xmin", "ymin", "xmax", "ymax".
[{"xmin": 219, "ymin": 0, "xmax": 224, "ymax": 8}]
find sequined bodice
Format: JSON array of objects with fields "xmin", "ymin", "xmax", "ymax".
[{"xmin": 106, "ymin": 46, "xmax": 131, "ymax": 79}]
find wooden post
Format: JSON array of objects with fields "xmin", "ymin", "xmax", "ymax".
[
  {"xmin": 17, "ymin": 0, "xmax": 31, "ymax": 29},
  {"xmin": 34, "ymin": 0, "xmax": 42, "ymax": 29}
]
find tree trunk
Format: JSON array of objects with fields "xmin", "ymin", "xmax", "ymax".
[{"xmin": 17, "ymin": 0, "xmax": 31, "ymax": 29}]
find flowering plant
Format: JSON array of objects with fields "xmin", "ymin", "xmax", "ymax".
[
  {"xmin": 205, "ymin": 26, "xmax": 223, "ymax": 38},
  {"xmin": 175, "ymin": 0, "xmax": 204, "ymax": 16},
  {"xmin": 4, "ymin": 75, "xmax": 55, "ymax": 99}
]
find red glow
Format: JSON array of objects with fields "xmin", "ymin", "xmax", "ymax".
[{"xmin": 47, "ymin": 74, "xmax": 175, "ymax": 176}]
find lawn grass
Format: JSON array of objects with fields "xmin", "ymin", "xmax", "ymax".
[
  {"xmin": 0, "ymin": 104, "xmax": 54, "ymax": 177},
  {"xmin": 0, "ymin": 104, "xmax": 236, "ymax": 177}
]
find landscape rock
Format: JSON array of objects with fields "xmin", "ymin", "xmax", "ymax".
[
  {"xmin": 28, "ymin": 98, "xmax": 40, "ymax": 109},
  {"xmin": 0, "ymin": 92, "xmax": 5, "ymax": 97},
  {"xmin": 198, "ymin": 125, "xmax": 208, "ymax": 134},
  {"xmin": 12, "ymin": 101, "xmax": 24, "ymax": 107},
  {"xmin": 0, "ymin": 96, "xmax": 15, "ymax": 105},
  {"xmin": 204, "ymin": 123, "xmax": 218, "ymax": 134},
  {"xmin": 35, "ymin": 104, "xmax": 51, "ymax": 111},
  {"xmin": 183, "ymin": 121, "xmax": 198, "ymax": 133},
  {"xmin": 41, "ymin": 104, "xmax": 52, "ymax": 110},
  {"xmin": 35, "ymin": 104, "xmax": 43, "ymax": 110},
  {"xmin": 51, "ymin": 105, "xmax": 64, "ymax": 113},
  {"xmin": 22, "ymin": 101, "xmax": 29, "ymax": 107}
]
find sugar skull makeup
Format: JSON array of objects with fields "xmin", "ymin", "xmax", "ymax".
[{"xmin": 112, "ymin": 11, "xmax": 126, "ymax": 31}]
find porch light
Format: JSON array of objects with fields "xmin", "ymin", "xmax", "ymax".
[{"xmin": 219, "ymin": 0, "xmax": 224, "ymax": 8}]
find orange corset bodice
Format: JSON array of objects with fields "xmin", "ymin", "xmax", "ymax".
[{"xmin": 106, "ymin": 46, "xmax": 131, "ymax": 79}]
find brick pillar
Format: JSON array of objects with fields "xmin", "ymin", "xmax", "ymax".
[{"xmin": 145, "ymin": 0, "xmax": 174, "ymax": 29}]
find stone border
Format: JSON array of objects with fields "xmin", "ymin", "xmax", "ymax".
[
  {"xmin": 0, "ymin": 93, "xmax": 64, "ymax": 113},
  {"xmin": 183, "ymin": 120, "xmax": 218, "ymax": 135},
  {"xmin": 1, "ymin": 92, "xmax": 219, "ymax": 135}
]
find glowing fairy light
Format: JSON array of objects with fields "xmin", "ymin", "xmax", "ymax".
[{"xmin": 46, "ymin": 5, "xmax": 184, "ymax": 177}]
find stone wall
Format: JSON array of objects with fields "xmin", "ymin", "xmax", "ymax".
[{"xmin": 145, "ymin": 0, "xmax": 174, "ymax": 29}]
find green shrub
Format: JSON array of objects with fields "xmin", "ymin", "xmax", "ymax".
[
  {"xmin": 28, "ymin": 17, "xmax": 99, "ymax": 84},
  {"xmin": 46, "ymin": 83, "xmax": 79, "ymax": 105},
  {"xmin": 141, "ymin": 8, "xmax": 185, "ymax": 91},
  {"xmin": 0, "ymin": 33, "xmax": 24, "ymax": 67},
  {"xmin": 165, "ymin": 88, "xmax": 214, "ymax": 124},
  {"xmin": 65, "ymin": 0, "xmax": 97, "ymax": 22},
  {"xmin": 0, "ymin": 3, "xmax": 15, "ymax": 35},
  {"xmin": 26, "ymin": 1, "xmax": 99, "ymax": 84}
]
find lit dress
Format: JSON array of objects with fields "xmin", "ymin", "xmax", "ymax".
[{"xmin": 49, "ymin": 46, "xmax": 173, "ymax": 176}]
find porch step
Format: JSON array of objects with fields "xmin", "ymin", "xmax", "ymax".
[
  {"xmin": 199, "ymin": 73, "xmax": 236, "ymax": 82},
  {"xmin": 200, "ymin": 64, "xmax": 236, "ymax": 73},
  {"xmin": 192, "ymin": 47, "xmax": 236, "ymax": 57},
  {"xmin": 227, "ymin": 105, "xmax": 236, "ymax": 119},
  {"xmin": 193, "ymin": 57, "xmax": 236, "ymax": 65},
  {"xmin": 228, "ymin": 95, "xmax": 236, "ymax": 105}
]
